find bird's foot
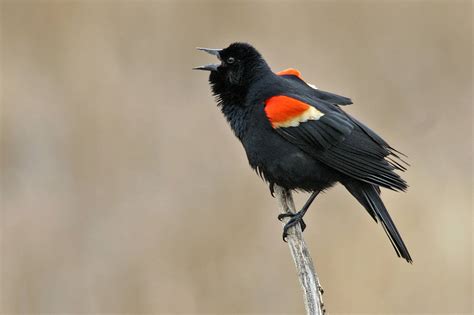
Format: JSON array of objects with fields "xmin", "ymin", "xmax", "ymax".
[{"xmin": 278, "ymin": 212, "xmax": 306, "ymax": 241}]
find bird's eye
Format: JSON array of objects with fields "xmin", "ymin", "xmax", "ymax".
[{"xmin": 226, "ymin": 57, "xmax": 235, "ymax": 64}]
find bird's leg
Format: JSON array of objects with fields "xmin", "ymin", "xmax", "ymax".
[{"xmin": 278, "ymin": 190, "xmax": 320, "ymax": 241}]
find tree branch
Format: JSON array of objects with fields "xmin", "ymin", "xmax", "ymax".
[{"xmin": 274, "ymin": 185, "xmax": 325, "ymax": 315}]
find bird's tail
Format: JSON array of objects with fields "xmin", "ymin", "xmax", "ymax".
[{"xmin": 343, "ymin": 180, "xmax": 412, "ymax": 263}]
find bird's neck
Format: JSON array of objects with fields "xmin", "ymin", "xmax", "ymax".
[
  {"xmin": 220, "ymin": 100, "xmax": 253, "ymax": 140},
  {"xmin": 214, "ymin": 66, "xmax": 278, "ymax": 139}
]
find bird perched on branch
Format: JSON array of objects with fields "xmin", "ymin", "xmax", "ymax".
[{"xmin": 194, "ymin": 43, "xmax": 412, "ymax": 263}]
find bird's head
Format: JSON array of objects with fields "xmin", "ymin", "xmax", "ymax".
[{"xmin": 194, "ymin": 43, "xmax": 271, "ymax": 103}]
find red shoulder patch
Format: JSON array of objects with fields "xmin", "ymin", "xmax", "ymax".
[
  {"xmin": 277, "ymin": 68, "xmax": 303, "ymax": 80},
  {"xmin": 264, "ymin": 96, "xmax": 324, "ymax": 128}
]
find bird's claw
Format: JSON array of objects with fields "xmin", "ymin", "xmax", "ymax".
[
  {"xmin": 277, "ymin": 213, "xmax": 293, "ymax": 221},
  {"xmin": 278, "ymin": 212, "xmax": 306, "ymax": 242}
]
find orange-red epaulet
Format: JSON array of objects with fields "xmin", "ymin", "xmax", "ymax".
[
  {"xmin": 276, "ymin": 68, "xmax": 304, "ymax": 80},
  {"xmin": 264, "ymin": 95, "xmax": 324, "ymax": 128}
]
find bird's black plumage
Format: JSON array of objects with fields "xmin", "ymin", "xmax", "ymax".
[
  {"xmin": 280, "ymin": 73, "xmax": 353, "ymax": 106},
  {"xmin": 195, "ymin": 42, "xmax": 412, "ymax": 263}
]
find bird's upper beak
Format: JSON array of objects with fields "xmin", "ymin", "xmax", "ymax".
[{"xmin": 193, "ymin": 47, "xmax": 222, "ymax": 71}]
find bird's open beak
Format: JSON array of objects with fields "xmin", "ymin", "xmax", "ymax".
[{"xmin": 193, "ymin": 47, "xmax": 222, "ymax": 71}]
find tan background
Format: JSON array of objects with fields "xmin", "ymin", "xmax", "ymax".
[{"xmin": 1, "ymin": 0, "xmax": 472, "ymax": 314}]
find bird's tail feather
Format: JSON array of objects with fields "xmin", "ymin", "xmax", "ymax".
[{"xmin": 343, "ymin": 181, "xmax": 412, "ymax": 263}]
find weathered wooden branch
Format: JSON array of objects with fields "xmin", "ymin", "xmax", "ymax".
[{"xmin": 274, "ymin": 185, "xmax": 325, "ymax": 315}]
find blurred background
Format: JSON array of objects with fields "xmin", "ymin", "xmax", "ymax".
[{"xmin": 1, "ymin": 0, "xmax": 472, "ymax": 314}]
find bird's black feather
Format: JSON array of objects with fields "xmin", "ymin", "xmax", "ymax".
[
  {"xmin": 281, "ymin": 74, "xmax": 353, "ymax": 105},
  {"xmin": 275, "ymin": 111, "xmax": 353, "ymax": 151},
  {"xmin": 343, "ymin": 180, "xmax": 412, "ymax": 262}
]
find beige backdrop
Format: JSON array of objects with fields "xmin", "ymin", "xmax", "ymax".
[{"xmin": 1, "ymin": 0, "xmax": 472, "ymax": 314}]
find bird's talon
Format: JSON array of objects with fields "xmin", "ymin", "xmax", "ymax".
[
  {"xmin": 300, "ymin": 219, "xmax": 307, "ymax": 231},
  {"xmin": 278, "ymin": 212, "xmax": 294, "ymax": 221},
  {"xmin": 281, "ymin": 214, "xmax": 305, "ymax": 241},
  {"xmin": 282, "ymin": 227, "xmax": 290, "ymax": 242}
]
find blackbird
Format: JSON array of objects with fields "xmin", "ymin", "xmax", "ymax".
[{"xmin": 194, "ymin": 43, "xmax": 412, "ymax": 262}]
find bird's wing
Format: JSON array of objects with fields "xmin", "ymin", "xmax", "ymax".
[
  {"xmin": 264, "ymin": 94, "xmax": 407, "ymax": 191},
  {"xmin": 277, "ymin": 68, "xmax": 353, "ymax": 106},
  {"xmin": 264, "ymin": 95, "xmax": 353, "ymax": 150}
]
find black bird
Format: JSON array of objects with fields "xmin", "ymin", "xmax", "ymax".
[{"xmin": 194, "ymin": 43, "xmax": 412, "ymax": 263}]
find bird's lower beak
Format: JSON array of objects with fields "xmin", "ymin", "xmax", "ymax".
[
  {"xmin": 193, "ymin": 47, "xmax": 222, "ymax": 72},
  {"xmin": 193, "ymin": 63, "xmax": 219, "ymax": 71}
]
